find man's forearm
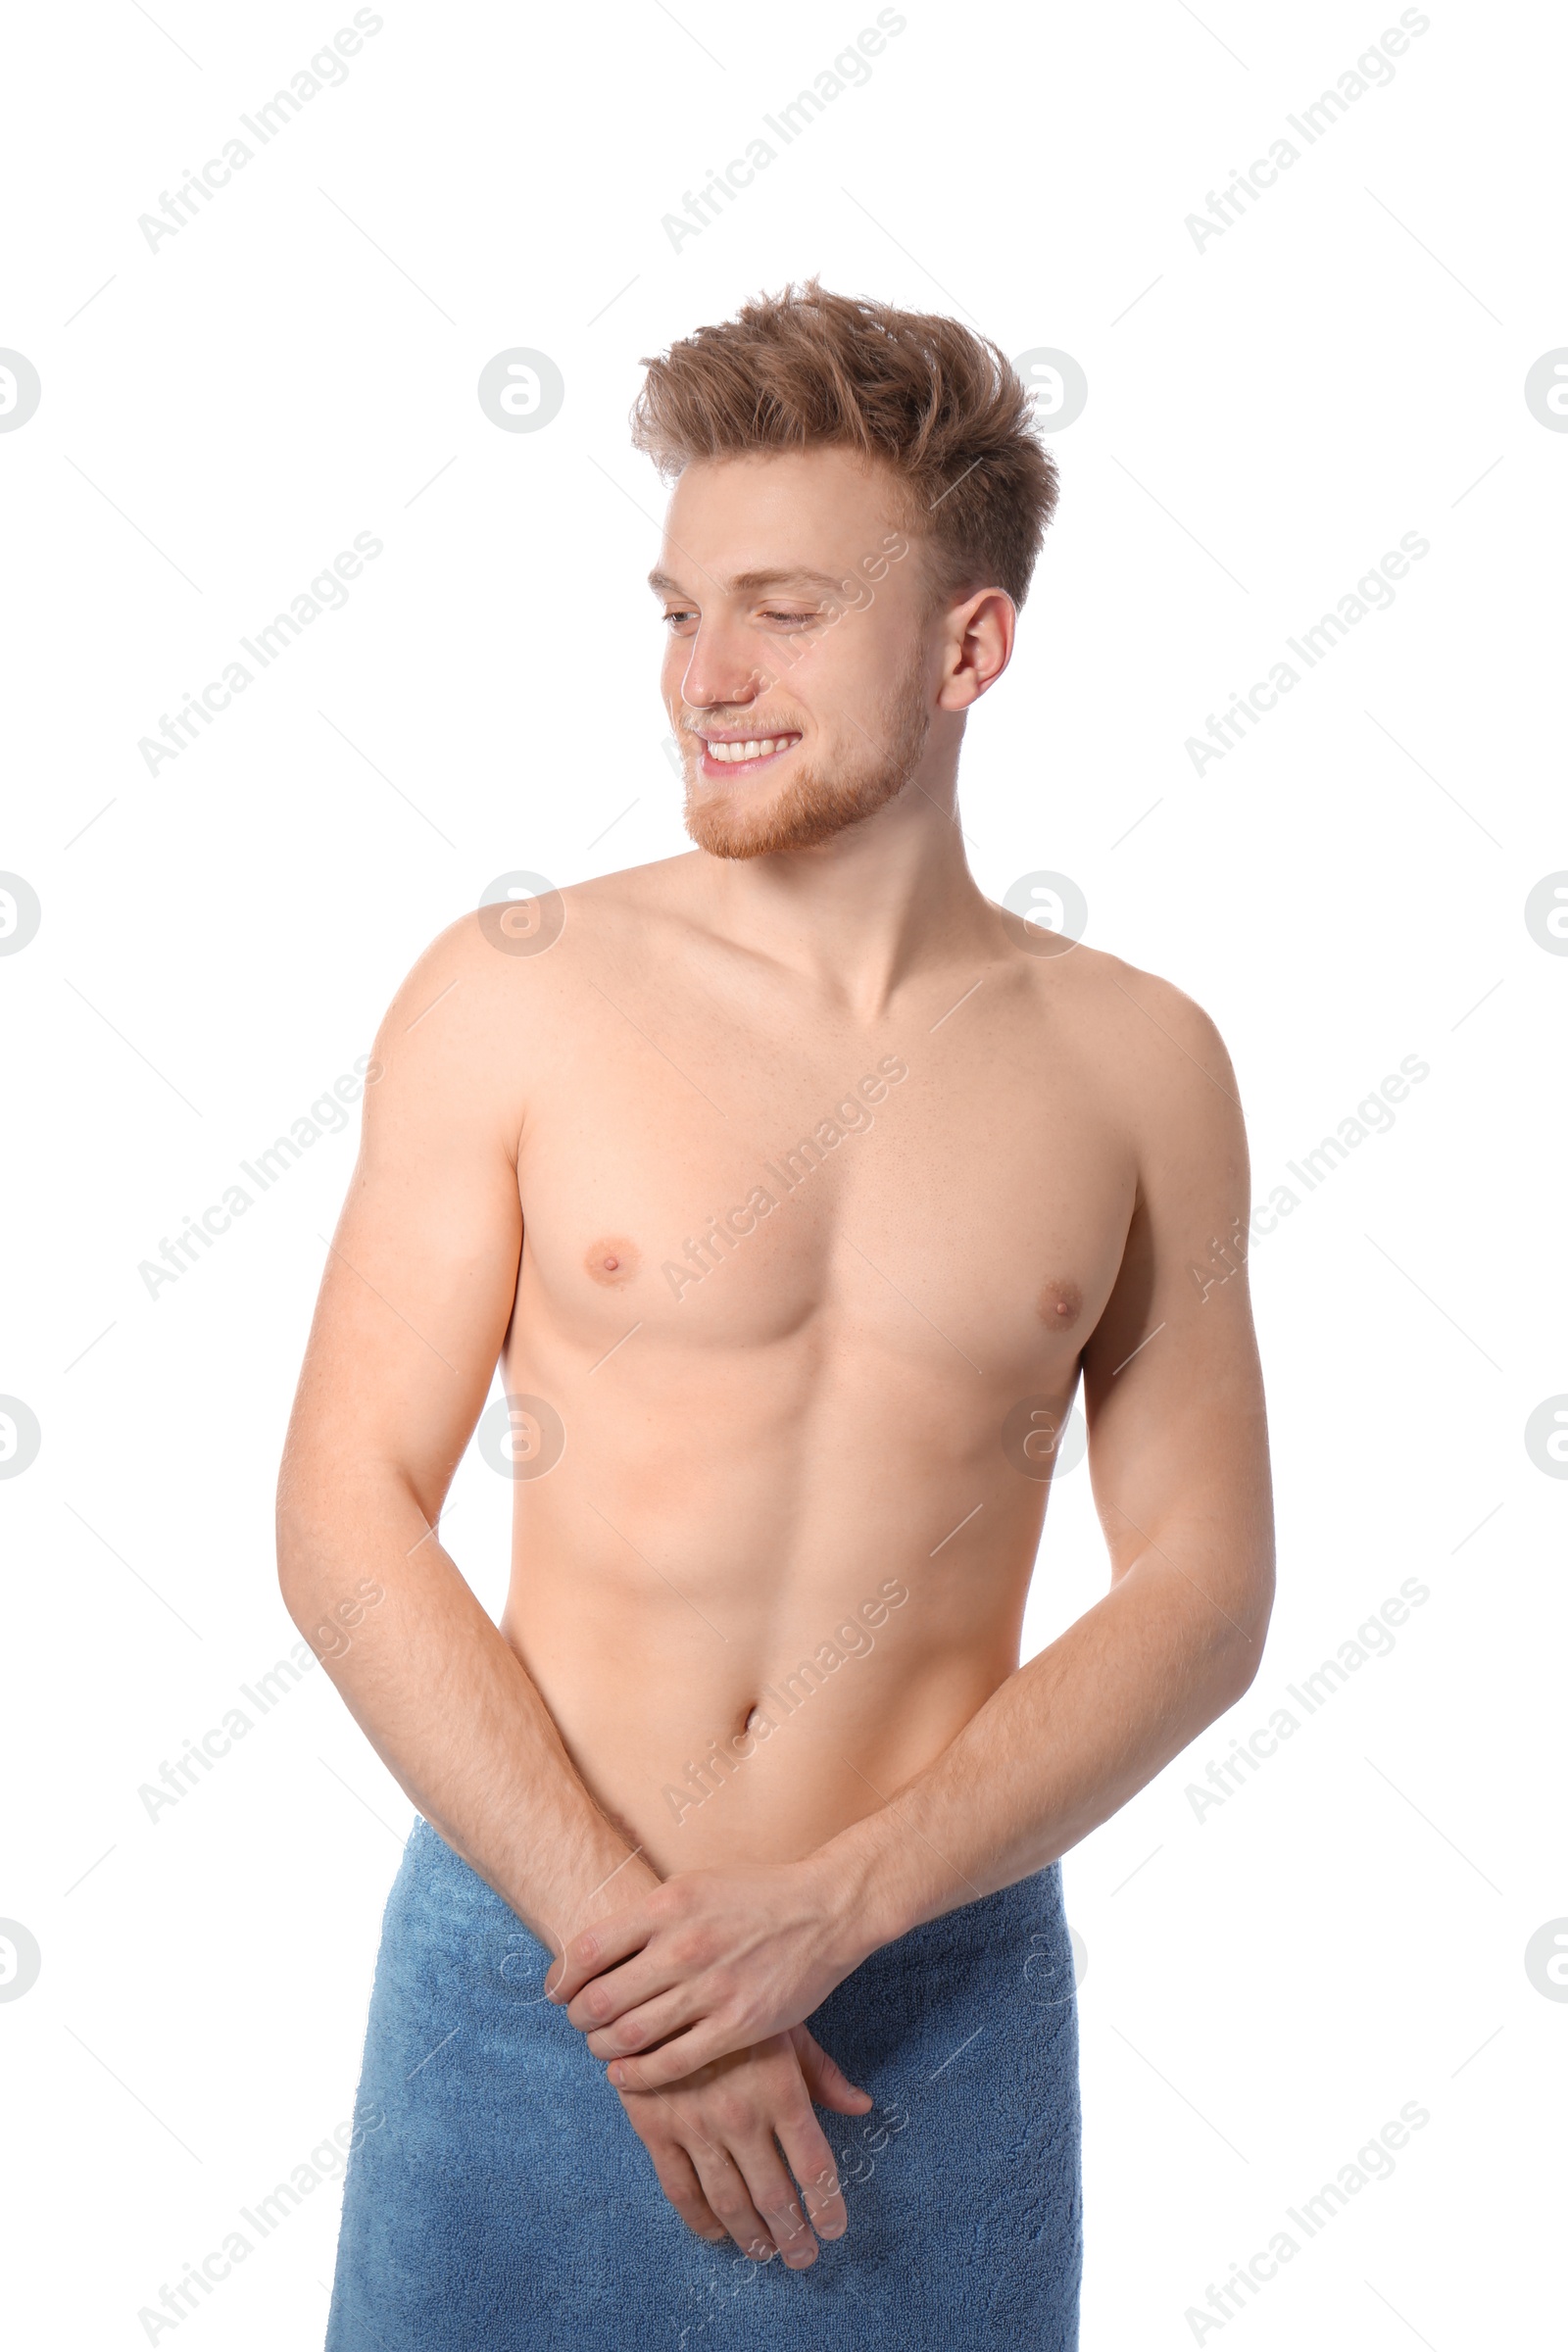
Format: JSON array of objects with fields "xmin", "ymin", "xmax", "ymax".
[
  {"xmin": 551, "ymin": 1537, "xmax": 1274, "ymax": 2093},
  {"xmin": 815, "ymin": 1544, "xmax": 1271, "ymax": 1967},
  {"xmin": 277, "ymin": 1478, "xmax": 661, "ymax": 1954}
]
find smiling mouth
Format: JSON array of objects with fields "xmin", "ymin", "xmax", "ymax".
[{"xmin": 694, "ymin": 731, "xmax": 802, "ymax": 779}]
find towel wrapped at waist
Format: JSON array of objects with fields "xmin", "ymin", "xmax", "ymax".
[{"xmin": 327, "ymin": 1813, "xmax": 1082, "ymax": 2350}]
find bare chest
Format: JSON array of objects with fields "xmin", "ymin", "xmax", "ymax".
[{"xmin": 512, "ymin": 970, "xmax": 1137, "ymax": 1396}]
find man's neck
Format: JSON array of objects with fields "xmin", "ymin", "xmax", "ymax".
[{"xmin": 688, "ymin": 743, "xmax": 999, "ymax": 1019}]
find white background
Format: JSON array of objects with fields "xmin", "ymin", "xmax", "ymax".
[{"xmin": 2, "ymin": 0, "xmax": 1563, "ymax": 2342}]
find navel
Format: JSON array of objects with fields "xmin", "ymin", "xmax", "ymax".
[
  {"xmin": 1038, "ymin": 1278, "xmax": 1084, "ymax": 1332},
  {"xmin": 585, "ymin": 1237, "xmax": 641, "ymax": 1288}
]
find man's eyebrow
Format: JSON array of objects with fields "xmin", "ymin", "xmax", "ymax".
[
  {"xmin": 646, "ymin": 565, "xmax": 851, "ymax": 599},
  {"xmin": 730, "ymin": 567, "xmax": 849, "ymax": 596}
]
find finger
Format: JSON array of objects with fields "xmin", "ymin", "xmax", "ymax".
[
  {"xmin": 776, "ymin": 2109, "xmax": 848, "ymax": 2242},
  {"xmin": 792, "ymin": 2028, "xmax": 874, "ymax": 2116},
  {"xmin": 609, "ymin": 2024, "xmax": 741, "ymax": 2092},
  {"xmin": 686, "ymin": 2140, "xmax": 776, "ymax": 2265},
  {"xmin": 545, "ymin": 1904, "xmax": 654, "ymax": 2004},
  {"xmin": 566, "ymin": 1954, "xmax": 691, "ymax": 2038},
  {"xmin": 729, "ymin": 2137, "xmax": 821, "ymax": 2270},
  {"xmin": 649, "ymin": 2144, "xmax": 728, "ymax": 2245},
  {"xmin": 582, "ymin": 1982, "xmax": 707, "ymax": 2061}
]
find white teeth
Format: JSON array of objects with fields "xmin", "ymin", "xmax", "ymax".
[{"xmin": 707, "ymin": 734, "xmax": 796, "ymax": 762}]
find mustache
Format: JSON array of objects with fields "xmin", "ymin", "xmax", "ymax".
[{"xmin": 675, "ymin": 711, "xmax": 806, "ymax": 739}]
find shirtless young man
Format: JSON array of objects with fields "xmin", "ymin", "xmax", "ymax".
[{"xmin": 278, "ymin": 284, "xmax": 1274, "ymax": 2350}]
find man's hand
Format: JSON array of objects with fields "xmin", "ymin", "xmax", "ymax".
[
  {"xmin": 548, "ymin": 1858, "xmax": 865, "ymax": 2091},
  {"xmin": 613, "ymin": 2026, "xmax": 871, "ymax": 2265}
]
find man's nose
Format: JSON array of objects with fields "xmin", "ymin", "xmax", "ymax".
[{"xmin": 679, "ymin": 616, "xmax": 770, "ymax": 711}]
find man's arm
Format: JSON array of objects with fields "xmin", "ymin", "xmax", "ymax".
[
  {"xmin": 552, "ymin": 977, "xmax": 1276, "ymax": 2087},
  {"xmin": 276, "ymin": 918, "xmax": 663, "ymax": 1948},
  {"xmin": 277, "ymin": 921, "xmax": 870, "ymax": 2264}
]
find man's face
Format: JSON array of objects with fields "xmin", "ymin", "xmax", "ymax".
[{"xmin": 652, "ymin": 447, "xmax": 939, "ymax": 859}]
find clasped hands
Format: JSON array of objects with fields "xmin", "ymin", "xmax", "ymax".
[{"xmin": 546, "ymin": 1858, "xmax": 875, "ymax": 2269}]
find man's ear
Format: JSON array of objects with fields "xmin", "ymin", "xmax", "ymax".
[{"xmin": 935, "ymin": 588, "xmax": 1016, "ymax": 712}]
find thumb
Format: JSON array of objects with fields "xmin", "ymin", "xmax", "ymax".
[{"xmin": 792, "ymin": 2027, "xmax": 874, "ymax": 2114}]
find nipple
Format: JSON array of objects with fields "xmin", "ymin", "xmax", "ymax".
[
  {"xmin": 585, "ymin": 1238, "xmax": 640, "ymax": 1288},
  {"xmin": 1038, "ymin": 1279, "xmax": 1084, "ymax": 1332}
]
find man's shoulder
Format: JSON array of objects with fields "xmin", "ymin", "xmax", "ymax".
[
  {"xmin": 1027, "ymin": 935, "xmax": 1242, "ymax": 1134},
  {"xmin": 401, "ymin": 853, "xmax": 704, "ymax": 988},
  {"xmin": 555, "ymin": 851, "xmax": 704, "ymax": 925},
  {"xmin": 1061, "ymin": 939, "xmax": 1229, "ymax": 1055},
  {"xmin": 370, "ymin": 854, "xmax": 713, "ymax": 1100}
]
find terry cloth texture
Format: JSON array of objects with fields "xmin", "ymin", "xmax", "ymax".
[{"xmin": 326, "ymin": 1814, "xmax": 1082, "ymax": 2349}]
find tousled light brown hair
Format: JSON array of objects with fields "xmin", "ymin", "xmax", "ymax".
[{"xmin": 630, "ymin": 280, "xmax": 1059, "ymax": 609}]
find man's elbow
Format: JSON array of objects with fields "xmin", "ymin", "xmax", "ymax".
[
  {"xmin": 274, "ymin": 1455, "xmax": 366, "ymax": 1620},
  {"xmin": 1214, "ymin": 1558, "xmax": 1276, "ymax": 1704},
  {"xmin": 274, "ymin": 1459, "xmax": 325, "ymax": 1607},
  {"xmin": 275, "ymin": 1492, "xmax": 393, "ymax": 1665},
  {"xmin": 275, "ymin": 1446, "xmax": 424, "ymax": 1647},
  {"xmin": 275, "ymin": 1514, "xmax": 334, "ymax": 1649}
]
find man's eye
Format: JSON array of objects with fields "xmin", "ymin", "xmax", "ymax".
[
  {"xmin": 761, "ymin": 610, "xmax": 817, "ymax": 628},
  {"xmin": 662, "ymin": 610, "xmax": 697, "ymax": 629}
]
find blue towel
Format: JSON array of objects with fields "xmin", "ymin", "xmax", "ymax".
[{"xmin": 326, "ymin": 1815, "xmax": 1082, "ymax": 2348}]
